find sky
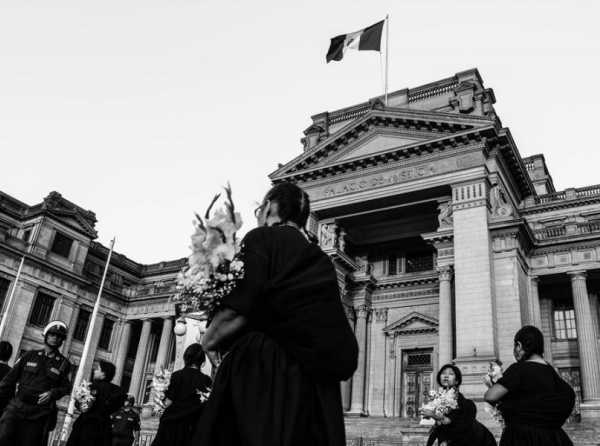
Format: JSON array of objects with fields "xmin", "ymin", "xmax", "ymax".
[{"xmin": 1, "ymin": 0, "xmax": 599, "ymax": 263}]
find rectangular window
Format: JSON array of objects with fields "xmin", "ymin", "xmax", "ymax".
[
  {"xmin": 387, "ymin": 255, "xmax": 397, "ymax": 276},
  {"xmin": 22, "ymin": 229, "xmax": 32, "ymax": 242},
  {"xmin": 98, "ymin": 318, "xmax": 114, "ymax": 350},
  {"xmin": 553, "ymin": 304, "xmax": 577, "ymax": 340},
  {"xmin": 29, "ymin": 292, "xmax": 55, "ymax": 327},
  {"xmin": 51, "ymin": 232, "xmax": 73, "ymax": 258},
  {"xmin": 0, "ymin": 277, "xmax": 10, "ymax": 312},
  {"xmin": 405, "ymin": 251, "xmax": 434, "ymax": 273},
  {"xmin": 73, "ymin": 308, "xmax": 91, "ymax": 342}
]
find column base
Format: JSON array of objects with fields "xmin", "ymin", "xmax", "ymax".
[
  {"xmin": 345, "ymin": 410, "xmax": 368, "ymax": 417},
  {"xmin": 580, "ymin": 400, "xmax": 600, "ymax": 419}
]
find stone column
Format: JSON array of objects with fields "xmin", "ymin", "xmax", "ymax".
[
  {"xmin": 438, "ymin": 266, "xmax": 454, "ymax": 366},
  {"xmin": 539, "ymin": 297, "xmax": 554, "ymax": 365},
  {"xmin": 154, "ymin": 317, "xmax": 173, "ymax": 373},
  {"xmin": 128, "ymin": 319, "xmax": 152, "ymax": 400},
  {"xmin": 348, "ymin": 305, "xmax": 369, "ymax": 416},
  {"xmin": 114, "ymin": 320, "xmax": 132, "ymax": 385},
  {"xmin": 341, "ymin": 307, "xmax": 354, "ymax": 411},
  {"xmin": 529, "ymin": 276, "xmax": 542, "ymax": 328},
  {"xmin": 569, "ymin": 271, "xmax": 600, "ymax": 417}
]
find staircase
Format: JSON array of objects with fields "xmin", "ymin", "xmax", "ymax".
[{"xmin": 344, "ymin": 417, "xmax": 600, "ymax": 446}]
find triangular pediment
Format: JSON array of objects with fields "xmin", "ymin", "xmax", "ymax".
[
  {"xmin": 42, "ymin": 192, "xmax": 98, "ymax": 238},
  {"xmin": 383, "ymin": 312, "xmax": 438, "ymax": 335},
  {"xmin": 269, "ymin": 108, "xmax": 495, "ymax": 181}
]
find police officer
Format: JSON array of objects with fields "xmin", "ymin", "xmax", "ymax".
[
  {"xmin": 0, "ymin": 320, "xmax": 72, "ymax": 446},
  {"xmin": 111, "ymin": 395, "xmax": 140, "ymax": 446}
]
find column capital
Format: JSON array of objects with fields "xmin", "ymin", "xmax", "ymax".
[
  {"xmin": 354, "ymin": 305, "xmax": 371, "ymax": 319},
  {"xmin": 437, "ymin": 265, "xmax": 453, "ymax": 281},
  {"xmin": 568, "ymin": 270, "xmax": 587, "ymax": 281}
]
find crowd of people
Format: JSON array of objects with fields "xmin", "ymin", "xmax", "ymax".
[{"xmin": 0, "ymin": 182, "xmax": 579, "ymax": 446}]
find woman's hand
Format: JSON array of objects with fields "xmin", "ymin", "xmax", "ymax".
[
  {"xmin": 420, "ymin": 408, "xmax": 436, "ymax": 419},
  {"xmin": 483, "ymin": 375, "xmax": 494, "ymax": 388},
  {"xmin": 201, "ymin": 308, "xmax": 247, "ymax": 351}
]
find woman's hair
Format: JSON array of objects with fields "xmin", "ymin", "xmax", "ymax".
[
  {"xmin": 126, "ymin": 394, "xmax": 135, "ymax": 406},
  {"xmin": 183, "ymin": 343, "xmax": 206, "ymax": 368},
  {"xmin": 99, "ymin": 360, "xmax": 116, "ymax": 382},
  {"xmin": 436, "ymin": 363, "xmax": 462, "ymax": 387},
  {"xmin": 514, "ymin": 325, "xmax": 544, "ymax": 360},
  {"xmin": 264, "ymin": 182, "xmax": 310, "ymax": 229},
  {"xmin": 0, "ymin": 341, "xmax": 12, "ymax": 362}
]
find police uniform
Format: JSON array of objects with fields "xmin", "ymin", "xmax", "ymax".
[
  {"xmin": 0, "ymin": 348, "xmax": 71, "ymax": 446},
  {"xmin": 111, "ymin": 407, "xmax": 140, "ymax": 446}
]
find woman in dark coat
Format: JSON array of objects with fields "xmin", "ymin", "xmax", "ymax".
[
  {"xmin": 192, "ymin": 182, "xmax": 358, "ymax": 446},
  {"xmin": 485, "ymin": 326, "xmax": 575, "ymax": 446},
  {"xmin": 424, "ymin": 364, "xmax": 496, "ymax": 446},
  {"xmin": 66, "ymin": 360, "xmax": 126, "ymax": 446},
  {"xmin": 151, "ymin": 344, "xmax": 212, "ymax": 446}
]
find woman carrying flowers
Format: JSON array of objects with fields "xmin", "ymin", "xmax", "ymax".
[
  {"xmin": 484, "ymin": 326, "xmax": 575, "ymax": 446},
  {"xmin": 151, "ymin": 344, "xmax": 211, "ymax": 446},
  {"xmin": 66, "ymin": 361, "xmax": 125, "ymax": 446},
  {"xmin": 424, "ymin": 364, "xmax": 496, "ymax": 446},
  {"xmin": 190, "ymin": 182, "xmax": 358, "ymax": 446}
]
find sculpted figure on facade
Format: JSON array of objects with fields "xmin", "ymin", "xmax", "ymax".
[
  {"xmin": 319, "ymin": 223, "xmax": 337, "ymax": 249},
  {"xmin": 437, "ymin": 201, "xmax": 453, "ymax": 229},
  {"xmin": 489, "ymin": 184, "xmax": 514, "ymax": 218}
]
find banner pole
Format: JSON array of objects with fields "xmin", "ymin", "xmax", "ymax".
[
  {"xmin": 0, "ymin": 256, "xmax": 25, "ymax": 339},
  {"xmin": 384, "ymin": 14, "xmax": 390, "ymax": 106},
  {"xmin": 60, "ymin": 237, "xmax": 115, "ymax": 443}
]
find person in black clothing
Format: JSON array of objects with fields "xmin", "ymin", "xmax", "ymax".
[
  {"xmin": 151, "ymin": 343, "xmax": 211, "ymax": 446},
  {"xmin": 0, "ymin": 320, "xmax": 72, "ymax": 446},
  {"xmin": 192, "ymin": 182, "xmax": 359, "ymax": 446},
  {"xmin": 0, "ymin": 342, "xmax": 12, "ymax": 382},
  {"xmin": 111, "ymin": 395, "xmax": 140, "ymax": 446},
  {"xmin": 66, "ymin": 360, "xmax": 126, "ymax": 446},
  {"xmin": 485, "ymin": 326, "xmax": 575, "ymax": 446},
  {"xmin": 424, "ymin": 364, "xmax": 496, "ymax": 446}
]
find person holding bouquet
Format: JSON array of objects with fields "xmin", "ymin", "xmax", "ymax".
[
  {"xmin": 151, "ymin": 343, "xmax": 211, "ymax": 446},
  {"xmin": 191, "ymin": 182, "xmax": 358, "ymax": 446},
  {"xmin": 423, "ymin": 364, "xmax": 496, "ymax": 446},
  {"xmin": 66, "ymin": 360, "xmax": 126, "ymax": 446},
  {"xmin": 484, "ymin": 326, "xmax": 575, "ymax": 446}
]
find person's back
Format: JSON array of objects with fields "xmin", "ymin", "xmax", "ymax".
[{"xmin": 244, "ymin": 225, "xmax": 357, "ymax": 381}]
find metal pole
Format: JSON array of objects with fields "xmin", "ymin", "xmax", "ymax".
[
  {"xmin": 60, "ymin": 238, "xmax": 115, "ymax": 442},
  {"xmin": 0, "ymin": 256, "xmax": 25, "ymax": 339},
  {"xmin": 384, "ymin": 14, "xmax": 390, "ymax": 106}
]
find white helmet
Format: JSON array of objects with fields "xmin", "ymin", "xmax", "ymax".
[{"xmin": 43, "ymin": 320, "xmax": 68, "ymax": 338}]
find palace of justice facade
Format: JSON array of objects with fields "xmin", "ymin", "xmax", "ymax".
[{"xmin": 1, "ymin": 69, "xmax": 599, "ymax": 422}]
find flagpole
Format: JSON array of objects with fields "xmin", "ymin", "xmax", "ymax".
[
  {"xmin": 60, "ymin": 237, "xmax": 115, "ymax": 443},
  {"xmin": 384, "ymin": 14, "xmax": 390, "ymax": 106},
  {"xmin": 0, "ymin": 256, "xmax": 25, "ymax": 340}
]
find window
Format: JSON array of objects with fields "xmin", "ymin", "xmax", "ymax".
[
  {"xmin": 387, "ymin": 255, "xmax": 398, "ymax": 276},
  {"xmin": 553, "ymin": 304, "xmax": 577, "ymax": 340},
  {"xmin": 0, "ymin": 277, "xmax": 10, "ymax": 312},
  {"xmin": 22, "ymin": 229, "xmax": 32, "ymax": 242},
  {"xmin": 29, "ymin": 292, "xmax": 55, "ymax": 327},
  {"xmin": 51, "ymin": 232, "xmax": 73, "ymax": 258},
  {"xmin": 405, "ymin": 251, "xmax": 434, "ymax": 273},
  {"xmin": 98, "ymin": 318, "xmax": 114, "ymax": 350},
  {"xmin": 73, "ymin": 308, "xmax": 91, "ymax": 342}
]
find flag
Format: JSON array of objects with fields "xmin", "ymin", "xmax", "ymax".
[{"xmin": 326, "ymin": 20, "xmax": 385, "ymax": 63}]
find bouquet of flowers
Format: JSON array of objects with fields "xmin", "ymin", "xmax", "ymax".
[
  {"xmin": 196, "ymin": 386, "xmax": 211, "ymax": 403},
  {"xmin": 73, "ymin": 379, "xmax": 95, "ymax": 413},
  {"xmin": 175, "ymin": 184, "xmax": 244, "ymax": 316},
  {"xmin": 483, "ymin": 359, "xmax": 505, "ymax": 427},
  {"xmin": 419, "ymin": 388, "xmax": 459, "ymax": 425},
  {"xmin": 151, "ymin": 368, "xmax": 172, "ymax": 416}
]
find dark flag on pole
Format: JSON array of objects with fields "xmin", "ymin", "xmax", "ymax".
[{"xmin": 326, "ymin": 20, "xmax": 385, "ymax": 63}]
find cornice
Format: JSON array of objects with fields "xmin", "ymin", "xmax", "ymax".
[{"xmin": 522, "ymin": 195, "xmax": 600, "ymax": 215}]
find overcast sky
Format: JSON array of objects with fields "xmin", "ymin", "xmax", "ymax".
[{"xmin": 1, "ymin": 0, "xmax": 598, "ymax": 263}]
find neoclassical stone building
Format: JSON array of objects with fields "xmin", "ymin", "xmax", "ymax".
[
  {"xmin": 1, "ymin": 68, "xmax": 599, "ymax": 432},
  {"xmin": 270, "ymin": 68, "xmax": 600, "ymax": 420},
  {"xmin": 0, "ymin": 191, "xmax": 186, "ymax": 408}
]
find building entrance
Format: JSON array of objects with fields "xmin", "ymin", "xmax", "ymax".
[{"xmin": 402, "ymin": 348, "xmax": 433, "ymax": 418}]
